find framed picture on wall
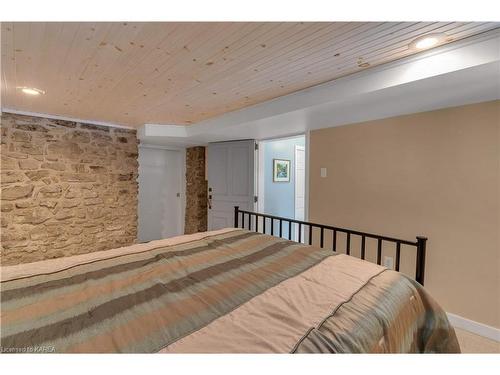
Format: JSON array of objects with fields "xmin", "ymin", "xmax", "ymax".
[{"xmin": 273, "ymin": 159, "xmax": 290, "ymax": 182}]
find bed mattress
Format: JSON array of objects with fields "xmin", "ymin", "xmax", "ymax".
[{"xmin": 0, "ymin": 228, "xmax": 460, "ymax": 353}]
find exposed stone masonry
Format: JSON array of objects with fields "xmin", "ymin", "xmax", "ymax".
[
  {"xmin": 184, "ymin": 146, "xmax": 207, "ymax": 234},
  {"xmin": 0, "ymin": 113, "xmax": 138, "ymax": 265}
]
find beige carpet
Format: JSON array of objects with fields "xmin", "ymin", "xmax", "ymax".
[{"xmin": 455, "ymin": 328, "xmax": 500, "ymax": 353}]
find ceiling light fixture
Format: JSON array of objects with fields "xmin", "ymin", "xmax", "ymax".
[
  {"xmin": 410, "ymin": 33, "xmax": 447, "ymax": 50},
  {"xmin": 17, "ymin": 87, "xmax": 45, "ymax": 96}
]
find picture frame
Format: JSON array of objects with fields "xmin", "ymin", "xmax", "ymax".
[{"xmin": 273, "ymin": 159, "xmax": 290, "ymax": 182}]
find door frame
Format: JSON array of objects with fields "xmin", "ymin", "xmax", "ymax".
[
  {"xmin": 294, "ymin": 144, "xmax": 305, "ymax": 219},
  {"xmin": 138, "ymin": 144, "xmax": 186, "ymax": 237},
  {"xmin": 294, "ymin": 144, "xmax": 306, "ymax": 242}
]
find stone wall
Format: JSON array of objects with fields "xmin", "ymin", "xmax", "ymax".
[
  {"xmin": 0, "ymin": 113, "xmax": 138, "ymax": 265},
  {"xmin": 184, "ymin": 146, "xmax": 207, "ymax": 234}
]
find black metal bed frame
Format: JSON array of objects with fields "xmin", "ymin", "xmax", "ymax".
[{"xmin": 233, "ymin": 206, "xmax": 427, "ymax": 285}]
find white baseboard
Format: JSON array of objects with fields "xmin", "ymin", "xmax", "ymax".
[{"xmin": 447, "ymin": 313, "xmax": 500, "ymax": 342}]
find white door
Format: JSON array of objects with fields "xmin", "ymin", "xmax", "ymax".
[
  {"xmin": 208, "ymin": 140, "xmax": 255, "ymax": 230},
  {"xmin": 294, "ymin": 145, "xmax": 305, "ymax": 241},
  {"xmin": 138, "ymin": 147, "xmax": 183, "ymax": 242}
]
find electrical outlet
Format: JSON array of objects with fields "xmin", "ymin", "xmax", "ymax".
[
  {"xmin": 320, "ymin": 167, "xmax": 327, "ymax": 178},
  {"xmin": 383, "ymin": 256, "xmax": 394, "ymax": 269}
]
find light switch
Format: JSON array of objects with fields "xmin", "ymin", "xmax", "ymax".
[{"xmin": 320, "ymin": 167, "xmax": 327, "ymax": 178}]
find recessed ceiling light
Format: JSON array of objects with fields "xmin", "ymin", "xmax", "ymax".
[
  {"xmin": 410, "ymin": 33, "xmax": 447, "ymax": 50},
  {"xmin": 17, "ymin": 87, "xmax": 45, "ymax": 96}
]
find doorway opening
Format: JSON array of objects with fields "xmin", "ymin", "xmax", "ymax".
[{"xmin": 257, "ymin": 135, "xmax": 306, "ymax": 241}]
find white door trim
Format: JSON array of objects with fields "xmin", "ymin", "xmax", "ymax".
[
  {"xmin": 179, "ymin": 148, "xmax": 186, "ymax": 235},
  {"xmin": 207, "ymin": 140, "xmax": 255, "ymax": 231},
  {"xmin": 257, "ymin": 141, "xmax": 265, "ymax": 213},
  {"xmin": 304, "ymin": 131, "xmax": 310, "ymax": 222},
  {"xmin": 295, "ymin": 144, "xmax": 305, "ymax": 219},
  {"xmin": 294, "ymin": 145, "xmax": 306, "ymax": 242}
]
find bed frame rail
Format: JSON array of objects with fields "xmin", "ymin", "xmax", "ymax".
[{"xmin": 234, "ymin": 206, "xmax": 427, "ymax": 285}]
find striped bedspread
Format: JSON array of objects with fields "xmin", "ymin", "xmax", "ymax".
[{"xmin": 0, "ymin": 228, "xmax": 460, "ymax": 353}]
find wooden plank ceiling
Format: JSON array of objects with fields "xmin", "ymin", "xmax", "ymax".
[{"xmin": 1, "ymin": 22, "xmax": 498, "ymax": 128}]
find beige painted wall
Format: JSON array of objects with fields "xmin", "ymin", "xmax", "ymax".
[{"xmin": 309, "ymin": 100, "xmax": 500, "ymax": 328}]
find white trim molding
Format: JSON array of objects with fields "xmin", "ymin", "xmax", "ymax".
[
  {"xmin": 447, "ymin": 313, "xmax": 500, "ymax": 342},
  {"xmin": 304, "ymin": 131, "xmax": 310, "ymax": 222},
  {"xmin": 179, "ymin": 147, "xmax": 187, "ymax": 236},
  {"xmin": 1, "ymin": 108, "xmax": 135, "ymax": 130},
  {"xmin": 257, "ymin": 141, "xmax": 265, "ymax": 214}
]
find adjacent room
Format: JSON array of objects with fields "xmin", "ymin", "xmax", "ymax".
[
  {"xmin": 257, "ymin": 135, "xmax": 306, "ymax": 241},
  {"xmin": 1, "ymin": 19, "xmax": 499, "ymax": 356}
]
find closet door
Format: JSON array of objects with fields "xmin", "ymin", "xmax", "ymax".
[
  {"xmin": 207, "ymin": 140, "xmax": 255, "ymax": 230},
  {"xmin": 138, "ymin": 147, "xmax": 183, "ymax": 242}
]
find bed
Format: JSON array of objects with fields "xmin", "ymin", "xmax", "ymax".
[{"xmin": 0, "ymin": 209, "xmax": 460, "ymax": 353}]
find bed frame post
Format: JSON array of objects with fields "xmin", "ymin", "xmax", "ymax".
[
  {"xmin": 416, "ymin": 236, "xmax": 427, "ymax": 286},
  {"xmin": 234, "ymin": 206, "xmax": 240, "ymax": 228}
]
